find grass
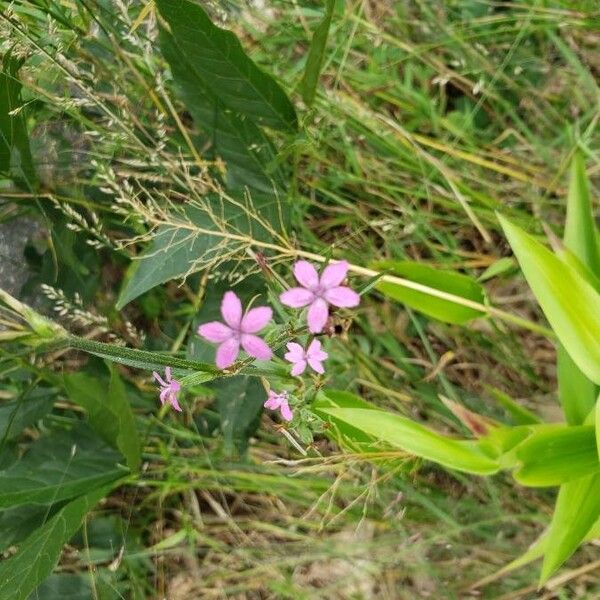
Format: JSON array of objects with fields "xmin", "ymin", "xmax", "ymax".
[{"xmin": 1, "ymin": 0, "xmax": 599, "ymax": 598}]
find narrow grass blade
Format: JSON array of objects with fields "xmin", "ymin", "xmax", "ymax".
[{"xmin": 300, "ymin": 0, "xmax": 336, "ymax": 106}]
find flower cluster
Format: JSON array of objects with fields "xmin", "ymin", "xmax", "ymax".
[{"xmin": 155, "ymin": 260, "xmax": 360, "ymax": 422}]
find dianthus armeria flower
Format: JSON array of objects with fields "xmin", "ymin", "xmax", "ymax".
[
  {"xmin": 153, "ymin": 367, "xmax": 182, "ymax": 412},
  {"xmin": 280, "ymin": 260, "xmax": 360, "ymax": 333},
  {"xmin": 198, "ymin": 291, "xmax": 273, "ymax": 369},
  {"xmin": 285, "ymin": 339, "xmax": 328, "ymax": 376},
  {"xmin": 263, "ymin": 390, "xmax": 293, "ymax": 422}
]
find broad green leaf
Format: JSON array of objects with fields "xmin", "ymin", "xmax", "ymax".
[
  {"xmin": 499, "ymin": 215, "xmax": 600, "ymax": 384},
  {"xmin": 0, "ymin": 486, "xmax": 112, "ymax": 600},
  {"xmin": 513, "ymin": 425, "xmax": 600, "ymax": 486},
  {"xmin": 0, "ymin": 392, "xmax": 54, "ymax": 442},
  {"xmin": 159, "ymin": 29, "xmax": 284, "ymax": 192},
  {"xmin": 116, "ymin": 199, "xmax": 286, "ymax": 308},
  {"xmin": 540, "ymin": 473, "xmax": 600, "ymax": 583},
  {"xmin": 0, "ymin": 52, "xmax": 37, "ymax": 189},
  {"xmin": 372, "ymin": 260, "xmax": 486, "ymax": 324},
  {"xmin": 213, "ymin": 376, "xmax": 265, "ymax": 456},
  {"xmin": 557, "ymin": 151, "xmax": 599, "ymax": 424},
  {"xmin": 0, "ymin": 425, "xmax": 125, "ymax": 508},
  {"xmin": 300, "ymin": 0, "xmax": 335, "ymax": 106},
  {"xmin": 29, "ymin": 574, "xmax": 99, "ymax": 600},
  {"xmin": 64, "ymin": 366, "xmax": 141, "ymax": 472},
  {"xmin": 0, "ymin": 504, "xmax": 57, "ymax": 553},
  {"xmin": 156, "ymin": 0, "xmax": 297, "ymax": 132},
  {"xmin": 318, "ymin": 406, "xmax": 500, "ymax": 474}
]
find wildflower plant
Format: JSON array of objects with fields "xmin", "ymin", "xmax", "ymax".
[{"xmin": 0, "ymin": 0, "xmax": 598, "ymax": 597}]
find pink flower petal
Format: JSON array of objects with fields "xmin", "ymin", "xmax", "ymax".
[
  {"xmin": 307, "ymin": 357, "xmax": 325, "ymax": 374},
  {"xmin": 284, "ymin": 342, "xmax": 305, "ymax": 362},
  {"xmin": 264, "ymin": 390, "xmax": 283, "ymax": 410},
  {"xmin": 165, "ymin": 367, "xmax": 172, "ymax": 382},
  {"xmin": 240, "ymin": 306, "xmax": 272, "ymax": 333},
  {"xmin": 307, "ymin": 298, "xmax": 329, "ymax": 333},
  {"xmin": 159, "ymin": 388, "xmax": 169, "ymax": 405},
  {"xmin": 241, "ymin": 334, "xmax": 272, "ymax": 360},
  {"xmin": 293, "ymin": 260, "xmax": 319, "ymax": 289},
  {"xmin": 198, "ymin": 321, "xmax": 232, "ymax": 342},
  {"xmin": 169, "ymin": 392, "xmax": 182, "ymax": 412},
  {"xmin": 320, "ymin": 260, "xmax": 349, "ymax": 289},
  {"xmin": 324, "ymin": 286, "xmax": 360, "ymax": 308},
  {"xmin": 221, "ymin": 291, "xmax": 242, "ymax": 328},
  {"xmin": 307, "ymin": 339, "xmax": 328, "ymax": 361},
  {"xmin": 153, "ymin": 371, "xmax": 167, "ymax": 387},
  {"xmin": 215, "ymin": 337, "xmax": 240, "ymax": 369},
  {"xmin": 291, "ymin": 359, "xmax": 307, "ymax": 376},
  {"xmin": 279, "ymin": 399, "xmax": 293, "ymax": 422},
  {"xmin": 280, "ymin": 287, "xmax": 315, "ymax": 308}
]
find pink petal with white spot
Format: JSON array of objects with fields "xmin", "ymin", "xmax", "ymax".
[
  {"xmin": 198, "ymin": 321, "xmax": 233, "ymax": 342},
  {"xmin": 241, "ymin": 334, "xmax": 272, "ymax": 360},
  {"xmin": 240, "ymin": 306, "xmax": 272, "ymax": 333},
  {"xmin": 221, "ymin": 291, "xmax": 242, "ymax": 328},
  {"xmin": 293, "ymin": 260, "xmax": 319, "ymax": 289},
  {"xmin": 324, "ymin": 286, "xmax": 360, "ymax": 308},
  {"xmin": 215, "ymin": 337, "xmax": 240, "ymax": 369},
  {"xmin": 280, "ymin": 287, "xmax": 315, "ymax": 308},
  {"xmin": 307, "ymin": 298, "xmax": 329, "ymax": 333},
  {"xmin": 320, "ymin": 261, "xmax": 348, "ymax": 289}
]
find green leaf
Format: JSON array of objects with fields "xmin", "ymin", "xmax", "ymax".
[
  {"xmin": 557, "ymin": 151, "xmax": 599, "ymax": 424},
  {"xmin": 115, "ymin": 198, "xmax": 286, "ymax": 308},
  {"xmin": 0, "ymin": 486, "xmax": 112, "ymax": 600},
  {"xmin": 0, "ymin": 504, "xmax": 57, "ymax": 554},
  {"xmin": 485, "ymin": 386, "xmax": 541, "ymax": 425},
  {"xmin": 371, "ymin": 260, "xmax": 486, "ymax": 324},
  {"xmin": 213, "ymin": 376, "xmax": 265, "ymax": 456},
  {"xmin": 0, "ymin": 52, "xmax": 37, "ymax": 189},
  {"xmin": 564, "ymin": 151, "xmax": 600, "ymax": 274},
  {"xmin": 318, "ymin": 405, "xmax": 500, "ymax": 474},
  {"xmin": 300, "ymin": 0, "xmax": 335, "ymax": 106},
  {"xmin": 499, "ymin": 215, "xmax": 600, "ymax": 384},
  {"xmin": 540, "ymin": 473, "xmax": 600, "ymax": 582},
  {"xmin": 0, "ymin": 425, "xmax": 125, "ymax": 508},
  {"xmin": 159, "ymin": 29, "xmax": 283, "ymax": 192},
  {"xmin": 64, "ymin": 365, "xmax": 141, "ymax": 472},
  {"xmin": 0, "ymin": 392, "xmax": 54, "ymax": 442},
  {"xmin": 513, "ymin": 425, "xmax": 600, "ymax": 486},
  {"xmin": 156, "ymin": 0, "xmax": 297, "ymax": 132}
]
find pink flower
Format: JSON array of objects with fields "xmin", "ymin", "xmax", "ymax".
[
  {"xmin": 285, "ymin": 339, "xmax": 328, "ymax": 376},
  {"xmin": 264, "ymin": 390, "xmax": 293, "ymax": 422},
  {"xmin": 153, "ymin": 367, "xmax": 182, "ymax": 412},
  {"xmin": 280, "ymin": 260, "xmax": 360, "ymax": 333},
  {"xmin": 197, "ymin": 291, "xmax": 273, "ymax": 369}
]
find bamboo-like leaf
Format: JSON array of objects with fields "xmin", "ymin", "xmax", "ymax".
[
  {"xmin": 0, "ymin": 485, "xmax": 113, "ymax": 600},
  {"xmin": 540, "ymin": 473, "xmax": 600, "ymax": 583},
  {"xmin": 499, "ymin": 215, "xmax": 600, "ymax": 384},
  {"xmin": 557, "ymin": 151, "xmax": 599, "ymax": 424},
  {"xmin": 318, "ymin": 405, "xmax": 500, "ymax": 474},
  {"xmin": 372, "ymin": 260, "xmax": 487, "ymax": 324},
  {"xmin": 156, "ymin": 0, "xmax": 297, "ymax": 132},
  {"xmin": 300, "ymin": 0, "xmax": 335, "ymax": 106},
  {"xmin": 513, "ymin": 425, "xmax": 600, "ymax": 486}
]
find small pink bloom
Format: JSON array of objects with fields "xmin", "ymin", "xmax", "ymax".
[
  {"xmin": 197, "ymin": 291, "xmax": 273, "ymax": 369},
  {"xmin": 153, "ymin": 367, "xmax": 182, "ymax": 412},
  {"xmin": 280, "ymin": 260, "xmax": 360, "ymax": 333},
  {"xmin": 263, "ymin": 390, "xmax": 293, "ymax": 422},
  {"xmin": 285, "ymin": 339, "xmax": 328, "ymax": 376}
]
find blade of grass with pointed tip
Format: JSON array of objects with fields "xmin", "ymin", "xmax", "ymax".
[
  {"xmin": 499, "ymin": 215, "xmax": 600, "ymax": 384},
  {"xmin": 300, "ymin": 0, "xmax": 336, "ymax": 106}
]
